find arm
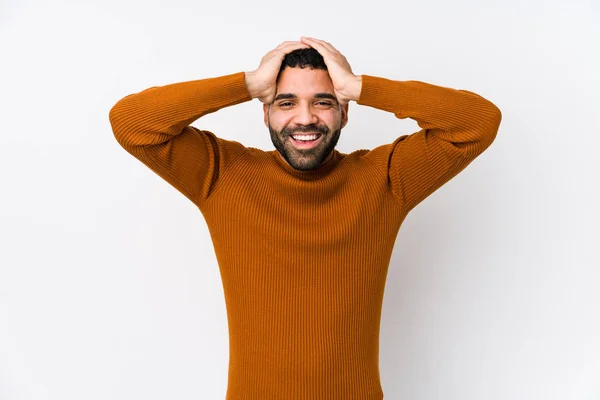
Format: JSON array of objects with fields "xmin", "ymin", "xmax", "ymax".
[
  {"xmin": 357, "ymin": 75, "xmax": 502, "ymax": 213},
  {"xmin": 108, "ymin": 71, "xmax": 252, "ymax": 208}
]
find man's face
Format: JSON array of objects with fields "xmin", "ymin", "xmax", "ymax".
[{"xmin": 263, "ymin": 67, "xmax": 348, "ymax": 171}]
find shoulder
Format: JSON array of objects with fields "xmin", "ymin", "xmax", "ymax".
[{"xmin": 344, "ymin": 145, "xmax": 390, "ymax": 167}]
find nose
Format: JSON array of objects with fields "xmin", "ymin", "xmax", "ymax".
[{"xmin": 294, "ymin": 103, "xmax": 319, "ymax": 126}]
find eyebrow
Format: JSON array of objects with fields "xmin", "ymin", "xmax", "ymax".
[{"xmin": 273, "ymin": 93, "xmax": 338, "ymax": 102}]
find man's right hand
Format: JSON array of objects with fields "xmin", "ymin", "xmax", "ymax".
[{"xmin": 244, "ymin": 41, "xmax": 310, "ymax": 104}]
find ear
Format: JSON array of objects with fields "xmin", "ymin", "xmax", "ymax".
[
  {"xmin": 340, "ymin": 103, "xmax": 349, "ymax": 129},
  {"xmin": 263, "ymin": 103, "xmax": 270, "ymax": 128}
]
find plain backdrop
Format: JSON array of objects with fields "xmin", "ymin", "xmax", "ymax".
[{"xmin": 1, "ymin": 0, "xmax": 599, "ymax": 399}]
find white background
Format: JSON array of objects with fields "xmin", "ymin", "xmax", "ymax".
[{"xmin": 1, "ymin": 0, "xmax": 599, "ymax": 399}]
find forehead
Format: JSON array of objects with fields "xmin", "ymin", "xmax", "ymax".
[{"xmin": 275, "ymin": 67, "xmax": 334, "ymax": 97}]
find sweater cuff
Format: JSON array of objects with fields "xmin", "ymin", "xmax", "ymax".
[
  {"xmin": 356, "ymin": 74, "xmax": 403, "ymax": 110},
  {"xmin": 199, "ymin": 71, "xmax": 253, "ymax": 109}
]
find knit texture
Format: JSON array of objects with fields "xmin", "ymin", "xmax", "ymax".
[{"xmin": 109, "ymin": 71, "xmax": 501, "ymax": 399}]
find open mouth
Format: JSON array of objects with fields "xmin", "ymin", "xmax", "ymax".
[{"xmin": 289, "ymin": 133, "xmax": 323, "ymax": 149}]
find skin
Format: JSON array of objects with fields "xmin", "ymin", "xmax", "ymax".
[
  {"xmin": 245, "ymin": 37, "xmax": 363, "ymax": 171},
  {"xmin": 263, "ymin": 67, "xmax": 348, "ymax": 171}
]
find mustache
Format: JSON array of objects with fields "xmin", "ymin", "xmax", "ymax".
[{"xmin": 282, "ymin": 124, "xmax": 328, "ymax": 137}]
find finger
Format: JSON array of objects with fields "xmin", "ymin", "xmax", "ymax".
[
  {"xmin": 300, "ymin": 37, "xmax": 330, "ymax": 57},
  {"xmin": 275, "ymin": 41, "xmax": 307, "ymax": 50},
  {"xmin": 302, "ymin": 37, "xmax": 338, "ymax": 54},
  {"xmin": 301, "ymin": 37, "xmax": 337, "ymax": 57},
  {"xmin": 278, "ymin": 43, "xmax": 311, "ymax": 57},
  {"xmin": 272, "ymin": 42, "xmax": 310, "ymax": 56},
  {"xmin": 264, "ymin": 43, "xmax": 308, "ymax": 62},
  {"xmin": 275, "ymin": 41, "xmax": 298, "ymax": 49}
]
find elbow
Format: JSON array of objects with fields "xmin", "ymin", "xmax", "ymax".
[
  {"xmin": 108, "ymin": 102, "xmax": 120, "ymax": 133},
  {"xmin": 489, "ymin": 102, "xmax": 502, "ymax": 130},
  {"xmin": 108, "ymin": 95, "xmax": 136, "ymax": 147},
  {"xmin": 486, "ymin": 103, "xmax": 502, "ymax": 146},
  {"xmin": 478, "ymin": 101, "xmax": 502, "ymax": 150},
  {"xmin": 108, "ymin": 103, "xmax": 126, "ymax": 147}
]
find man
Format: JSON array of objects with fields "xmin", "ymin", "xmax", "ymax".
[{"xmin": 109, "ymin": 37, "xmax": 501, "ymax": 399}]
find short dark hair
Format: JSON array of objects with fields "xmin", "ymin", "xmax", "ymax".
[{"xmin": 277, "ymin": 48, "xmax": 327, "ymax": 81}]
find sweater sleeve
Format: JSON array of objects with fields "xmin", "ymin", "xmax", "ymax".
[
  {"xmin": 108, "ymin": 71, "xmax": 253, "ymax": 207},
  {"xmin": 358, "ymin": 75, "xmax": 502, "ymax": 213}
]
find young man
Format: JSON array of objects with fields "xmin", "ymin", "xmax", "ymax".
[{"xmin": 109, "ymin": 37, "xmax": 501, "ymax": 399}]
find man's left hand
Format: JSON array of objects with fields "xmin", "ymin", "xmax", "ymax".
[{"xmin": 300, "ymin": 36, "xmax": 362, "ymax": 106}]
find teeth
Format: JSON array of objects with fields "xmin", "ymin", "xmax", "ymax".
[{"xmin": 292, "ymin": 134, "xmax": 319, "ymax": 141}]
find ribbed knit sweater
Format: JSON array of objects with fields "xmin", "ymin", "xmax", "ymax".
[{"xmin": 108, "ymin": 71, "xmax": 501, "ymax": 399}]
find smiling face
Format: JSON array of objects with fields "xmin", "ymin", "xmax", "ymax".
[{"xmin": 264, "ymin": 67, "xmax": 348, "ymax": 171}]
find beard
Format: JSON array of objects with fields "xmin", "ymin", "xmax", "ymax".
[{"xmin": 269, "ymin": 120, "xmax": 342, "ymax": 171}]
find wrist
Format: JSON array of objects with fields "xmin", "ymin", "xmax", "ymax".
[
  {"xmin": 348, "ymin": 75, "xmax": 363, "ymax": 102},
  {"xmin": 244, "ymin": 71, "xmax": 261, "ymax": 99}
]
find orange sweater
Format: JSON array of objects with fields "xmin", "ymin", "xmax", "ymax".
[{"xmin": 109, "ymin": 71, "xmax": 501, "ymax": 399}]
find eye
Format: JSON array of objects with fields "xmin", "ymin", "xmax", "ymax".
[{"xmin": 278, "ymin": 101, "xmax": 334, "ymax": 108}]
